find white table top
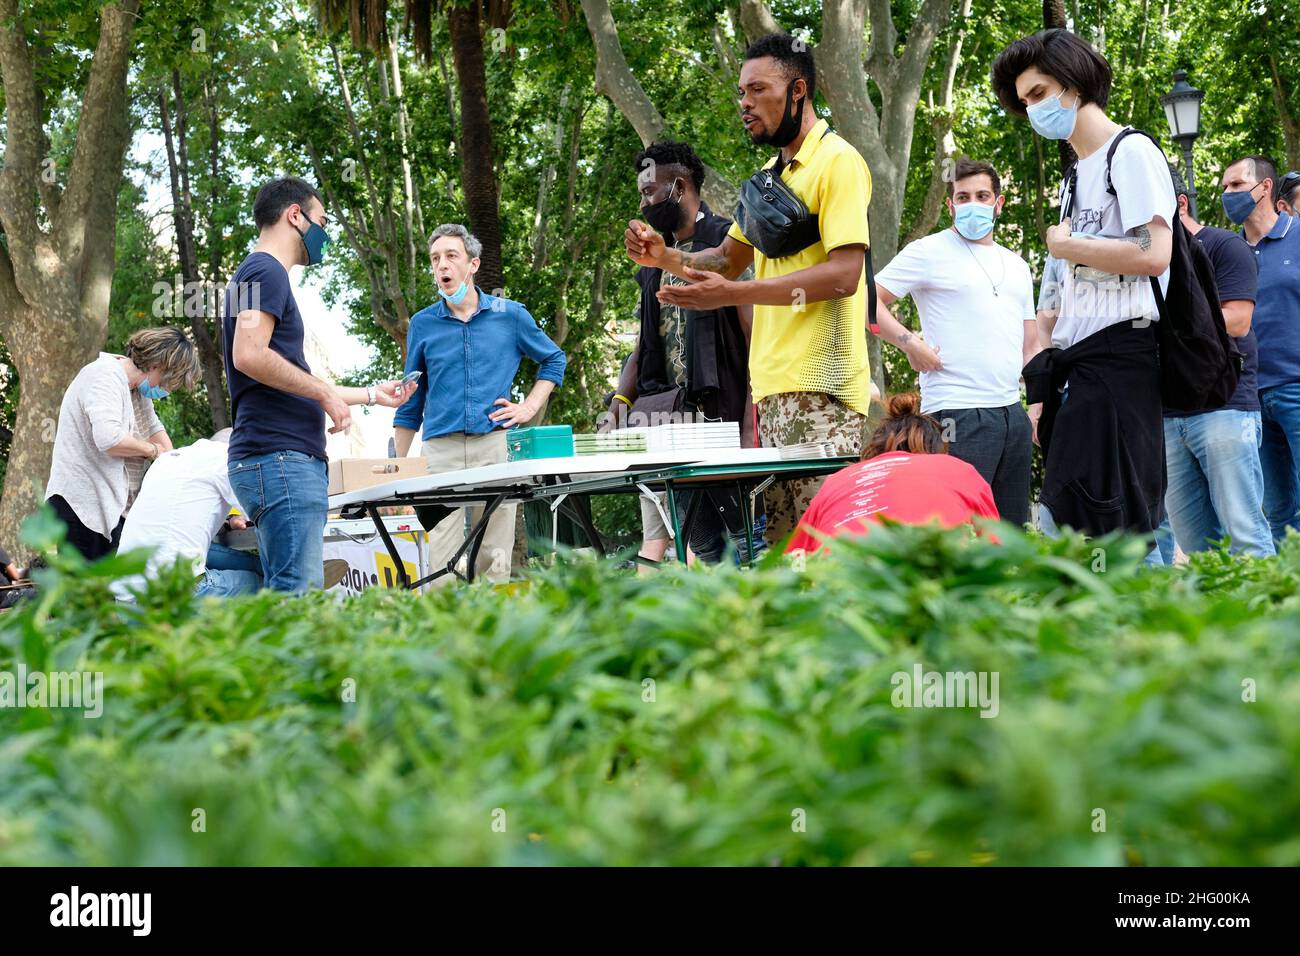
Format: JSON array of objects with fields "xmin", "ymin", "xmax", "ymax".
[{"xmin": 327, "ymin": 447, "xmax": 843, "ymax": 511}]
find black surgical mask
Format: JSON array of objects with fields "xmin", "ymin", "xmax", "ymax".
[
  {"xmin": 754, "ymin": 82, "xmax": 806, "ymax": 149},
  {"xmin": 642, "ymin": 180, "xmax": 685, "ymax": 239}
]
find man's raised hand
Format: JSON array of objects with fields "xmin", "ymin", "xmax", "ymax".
[{"xmin": 625, "ymin": 219, "xmax": 666, "ymax": 268}]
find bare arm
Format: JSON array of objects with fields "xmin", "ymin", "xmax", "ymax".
[
  {"xmin": 105, "ymin": 434, "xmax": 160, "ymax": 460},
  {"xmin": 1022, "ymin": 320, "xmax": 1044, "ymax": 368},
  {"xmin": 1035, "ymin": 309, "xmax": 1058, "ymax": 351},
  {"xmin": 1221, "ymin": 300, "xmax": 1254, "ymax": 339},
  {"xmin": 233, "ymin": 310, "xmax": 333, "ymax": 402},
  {"xmin": 657, "ymin": 246, "xmax": 867, "ymax": 310},
  {"xmin": 871, "ymin": 284, "xmax": 942, "ymax": 372},
  {"xmin": 394, "ymin": 427, "xmax": 418, "ymax": 458},
  {"xmin": 625, "ymin": 220, "xmax": 754, "ymax": 280},
  {"xmin": 1047, "ymin": 216, "xmax": 1173, "ymax": 277}
]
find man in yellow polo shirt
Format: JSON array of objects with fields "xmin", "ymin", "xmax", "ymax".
[{"xmin": 624, "ymin": 32, "xmax": 874, "ymax": 548}]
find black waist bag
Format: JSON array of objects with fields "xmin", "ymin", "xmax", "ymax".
[{"xmin": 734, "ymin": 162, "xmax": 820, "ymax": 259}]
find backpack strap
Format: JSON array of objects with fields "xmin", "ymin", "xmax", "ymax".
[
  {"xmin": 1103, "ymin": 126, "xmax": 1174, "ymax": 308},
  {"xmin": 1104, "ymin": 127, "xmax": 1164, "ymax": 196}
]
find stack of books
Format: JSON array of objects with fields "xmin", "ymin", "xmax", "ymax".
[
  {"xmin": 776, "ymin": 441, "xmax": 842, "ymax": 460},
  {"xmin": 573, "ymin": 422, "xmax": 741, "ymax": 456},
  {"xmin": 573, "ymin": 431, "xmax": 649, "ymax": 455},
  {"xmin": 643, "ymin": 421, "xmax": 740, "ymax": 453}
]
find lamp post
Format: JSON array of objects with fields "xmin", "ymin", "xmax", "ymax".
[{"xmin": 1160, "ymin": 70, "xmax": 1205, "ymax": 220}]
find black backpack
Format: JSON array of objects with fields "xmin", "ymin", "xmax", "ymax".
[{"xmin": 1064, "ymin": 128, "xmax": 1242, "ymax": 411}]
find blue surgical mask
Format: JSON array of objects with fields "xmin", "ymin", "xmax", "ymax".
[
  {"xmin": 293, "ymin": 212, "xmax": 330, "ymax": 266},
  {"xmin": 438, "ymin": 280, "xmax": 470, "ymax": 306},
  {"xmin": 954, "ymin": 201, "xmax": 997, "ymax": 241},
  {"xmin": 138, "ymin": 381, "xmax": 169, "ymax": 401},
  {"xmin": 1222, "ymin": 183, "xmax": 1262, "ymax": 225},
  {"xmin": 1026, "ymin": 90, "xmax": 1079, "ymax": 141}
]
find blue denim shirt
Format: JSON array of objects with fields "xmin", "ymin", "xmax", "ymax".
[{"xmin": 394, "ymin": 287, "xmax": 567, "ymax": 439}]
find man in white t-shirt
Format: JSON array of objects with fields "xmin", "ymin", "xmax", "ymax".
[
  {"xmin": 873, "ymin": 158, "xmax": 1039, "ymax": 525},
  {"xmin": 993, "ymin": 28, "xmax": 1174, "ymax": 549},
  {"xmin": 113, "ymin": 430, "xmax": 263, "ymax": 600}
]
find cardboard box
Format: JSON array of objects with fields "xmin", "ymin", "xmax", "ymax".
[{"xmin": 328, "ymin": 457, "xmax": 428, "ymax": 496}]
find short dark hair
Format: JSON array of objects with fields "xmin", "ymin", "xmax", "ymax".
[
  {"xmin": 253, "ymin": 177, "xmax": 323, "ymax": 231},
  {"xmin": 990, "ymin": 28, "xmax": 1112, "ymax": 118},
  {"xmin": 948, "ymin": 158, "xmax": 1002, "ymax": 197},
  {"xmin": 634, "ymin": 140, "xmax": 706, "ymax": 195},
  {"xmin": 744, "ymin": 32, "xmax": 816, "ymax": 100},
  {"xmin": 1168, "ymin": 163, "xmax": 1190, "ymax": 203},
  {"xmin": 1278, "ymin": 170, "xmax": 1300, "ymax": 206},
  {"xmin": 1227, "ymin": 155, "xmax": 1279, "ymax": 193}
]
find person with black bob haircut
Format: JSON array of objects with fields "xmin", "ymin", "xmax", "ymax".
[{"xmin": 992, "ymin": 29, "xmax": 1175, "ymax": 561}]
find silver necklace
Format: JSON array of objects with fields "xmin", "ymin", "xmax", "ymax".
[{"xmin": 962, "ymin": 238, "xmax": 1006, "ymax": 297}]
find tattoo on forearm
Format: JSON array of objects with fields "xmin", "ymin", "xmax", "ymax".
[
  {"xmin": 681, "ymin": 251, "xmax": 730, "ymax": 273},
  {"xmin": 897, "ymin": 331, "xmax": 913, "ymax": 347},
  {"xmin": 1120, "ymin": 225, "xmax": 1153, "ymax": 251}
]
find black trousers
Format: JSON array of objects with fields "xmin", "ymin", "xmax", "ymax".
[
  {"xmin": 48, "ymin": 495, "xmax": 123, "ymax": 561},
  {"xmin": 930, "ymin": 403, "xmax": 1033, "ymax": 527}
]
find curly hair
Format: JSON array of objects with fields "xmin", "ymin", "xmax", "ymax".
[
  {"xmin": 862, "ymin": 392, "xmax": 948, "ymax": 459},
  {"xmin": 633, "ymin": 140, "xmax": 706, "ymax": 195}
]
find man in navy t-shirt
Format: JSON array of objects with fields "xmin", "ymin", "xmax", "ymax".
[
  {"xmin": 223, "ymin": 177, "xmax": 414, "ymax": 592},
  {"xmin": 1157, "ymin": 167, "xmax": 1273, "ymax": 560}
]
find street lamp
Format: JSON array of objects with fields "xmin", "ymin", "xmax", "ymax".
[{"xmin": 1160, "ymin": 70, "xmax": 1205, "ymax": 220}]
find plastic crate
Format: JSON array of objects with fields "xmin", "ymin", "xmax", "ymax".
[{"xmin": 506, "ymin": 425, "xmax": 575, "ymax": 461}]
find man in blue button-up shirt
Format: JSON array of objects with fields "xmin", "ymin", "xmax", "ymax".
[
  {"xmin": 394, "ymin": 224, "xmax": 566, "ymax": 581},
  {"xmin": 1222, "ymin": 156, "xmax": 1300, "ymax": 544}
]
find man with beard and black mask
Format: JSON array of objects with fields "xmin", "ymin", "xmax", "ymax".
[
  {"xmin": 603, "ymin": 140, "xmax": 763, "ymax": 565},
  {"xmin": 223, "ymin": 177, "xmax": 415, "ymax": 592},
  {"xmin": 624, "ymin": 33, "xmax": 876, "ymax": 551}
]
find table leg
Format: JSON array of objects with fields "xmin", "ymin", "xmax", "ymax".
[
  {"xmin": 368, "ymin": 504, "xmax": 411, "ymax": 590},
  {"xmin": 665, "ymin": 481, "xmax": 687, "ymax": 564},
  {"xmin": 738, "ymin": 480, "xmax": 756, "ymax": 567},
  {"xmin": 463, "ymin": 493, "xmax": 506, "ymax": 583}
]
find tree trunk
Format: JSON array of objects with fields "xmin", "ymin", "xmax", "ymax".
[
  {"xmin": 1269, "ymin": 52, "xmax": 1300, "ymax": 171},
  {"xmin": 1044, "ymin": 0, "xmax": 1076, "ymax": 176},
  {"xmin": 0, "ymin": 0, "xmax": 140, "ymax": 559},
  {"xmin": 905, "ymin": 0, "xmax": 971, "ymax": 244},
  {"xmin": 580, "ymin": 0, "xmax": 738, "ymax": 215},
  {"xmin": 159, "ymin": 79, "xmax": 229, "ymax": 431},
  {"xmin": 448, "ymin": 4, "xmax": 504, "ymax": 293}
]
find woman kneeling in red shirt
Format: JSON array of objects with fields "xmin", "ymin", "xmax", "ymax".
[{"xmin": 785, "ymin": 393, "xmax": 1000, "ymax": 556}]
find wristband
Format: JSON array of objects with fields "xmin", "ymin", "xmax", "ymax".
[
  {"xmin": 367, "ymin": 385, "xmax": 377, "ymax": 406},
  {"xmin": 613, "ymin": 394, "xmax": 633, "ymax": 409}
]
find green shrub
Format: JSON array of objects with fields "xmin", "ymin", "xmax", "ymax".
[{"xmin": 2, "ymin": 513, "xmax": 1297, "ymax": 866}]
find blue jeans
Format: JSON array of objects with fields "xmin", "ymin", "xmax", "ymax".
[
  {"xmin": 1258, "ymin": 382, "xmax": 1300, "ymax": 545},
  {"xmin": 195, "ymin": 568, "xmax": 263, "ymax": 598},
  {"xmin": 205, "ymin": 541, "xmax": 264, "ymax": 575},
  {"xmin": 229, "ymin": 450, "xmax": 328, "ymax": 593},
  {"xmin": 1162, "ymin": 410, "xmax": 1274, "ymax": 559}
]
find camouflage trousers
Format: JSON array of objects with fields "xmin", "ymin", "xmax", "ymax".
[{"xmin": 757, "ymin": 391, "xmax": 868, "ymax": 549}]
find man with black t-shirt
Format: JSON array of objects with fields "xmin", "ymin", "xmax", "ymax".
[
  {"xmin": 222, "ymin": 177, "xmax": 414, "ymax": 593},
  {"xmin": 1158, "ymin": 166, "xmax": 1272, "ymax": 559}
]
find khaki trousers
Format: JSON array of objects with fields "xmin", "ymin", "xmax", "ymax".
[{"xmin": 421, "ymin": 431, "xmax": 516, "ymax": 584}]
